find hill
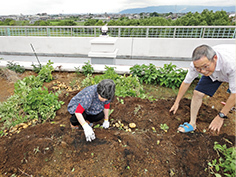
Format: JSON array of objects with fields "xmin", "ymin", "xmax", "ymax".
[{"xmin": 119, "ymin": 5, "xmax": 236, "ymax": 14}]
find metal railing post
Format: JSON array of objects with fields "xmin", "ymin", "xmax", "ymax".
[
  {"xmin": 146, "ymin": 28, "xmax": 149, "ymax": 38},
  {"xmin": 173, "ymin": 27, "xmax": 176, "ymax": 38},
  {"xmin": 202, "ymin": 27, "xmax": 206, "ymax": 38}
]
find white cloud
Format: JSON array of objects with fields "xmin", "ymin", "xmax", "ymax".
[{"xmin": 0, "ymin": 0, "xmax": 235, "ymax": 15}]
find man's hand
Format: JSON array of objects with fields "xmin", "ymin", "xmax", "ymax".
[
  {"xmin": 209, "ymin": 116, "xmax": 224, "ymax": 133},
  {"xmin": 82, "ymin": 123, "xmax": 96, "ymax": 141},
  {"xmin": 169, "ymin": 103, "xmax": 179, "ymax": 114},
  {"xmin": 102, "ymin": 120, "xmax": 110, "ymax": 129}
]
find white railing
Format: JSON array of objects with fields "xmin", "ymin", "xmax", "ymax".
[{"xmin": 0, "ymin": 26, "xmax": 235, "ymax": 38}]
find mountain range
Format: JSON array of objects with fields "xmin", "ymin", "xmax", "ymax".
[{"xmin": 119, "ymin": 5, "xmax": 235, "ymax": 14}]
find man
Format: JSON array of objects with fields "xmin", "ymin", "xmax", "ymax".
[{"xmin": 169, "ymin": 44, "xmax": 235, "ymax": 133}]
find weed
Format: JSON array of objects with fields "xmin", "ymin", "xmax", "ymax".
[
  {"xmin": 207, "ymin": 141, "xmax": 236, "ymax": 177},
  {"xmin": 7, "ymin": 61, "xmax": 25, "ymax": 73},
  {"xmin": 160, "ymin": 124, "xmax": 169, "ymax": 132},
  {"xmin": 82, "ymin": 61, "xmax": 94, "ymax": 76},
  {"xmin": 31, "ymin": 63, "xmax": 42, "ymax": 73}
]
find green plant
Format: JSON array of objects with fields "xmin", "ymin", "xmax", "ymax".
[
  {"xmin": 6, "ymin": 61, "xmax": 25, "ymax": 73},
  {"xmin": 81, "ymin": 66, "xmax": 146, "ymax": 98},
  {"xmin": 160, "ymin": 123, "xmax": 169, "ymax": 132},
  {"xmin": 38, "ymin": 60, "xmax": 54, "ymax": 82},
  {"xmin": 74, "ymin": 66, "xmax": 81, "ymax": 75},
  {"xmin": 31, "ymin": 63, "xmax": 42, "ymax": 73},
  {"xmin": 117, "ymin": 97, "xmax": 124, "ymax": 104},
  {"xmin": 0, "ymin": 61, "xmax": 64, "ymax": 132},
  {"xmin": 130, "ymin": 63, "xmax": 187, "ymax": 89},
  {"xmin": 130, "ymin": 64, "xmax": 159, "ymax": 84},
  {"xmin": 82, "ymin": 61, "xmax": 94, "ymax": 76},
  {"xmin": 207, "ymin": 142, "xmax": 236, "ymax": 177},
  {"xmin": 156, "ymin": 63, "xmax": 187, "ymax": 89}
]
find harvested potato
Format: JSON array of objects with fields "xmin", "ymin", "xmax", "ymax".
[{"xmin": 129, "ymin": 123, "xmax": 136, "ymax": 128}]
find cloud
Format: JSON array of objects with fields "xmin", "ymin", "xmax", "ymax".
[{"xmin": 0, "ymin": 0, "xmax": 235, "ymax": 15}]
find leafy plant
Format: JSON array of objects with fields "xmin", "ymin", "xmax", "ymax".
[
  {"xmin": 6, "ymin": 61, "xmax": 25, "ymax": 73},
  {"xmin": 0, "ymin": 60, "xmax": 64, "ymax": 132},
  {"xmin": 38, "ymin": 60, "xmax": 54, "ymax": 82},
  {"xmin": 31, "ymin": 63, "xmax": 42, "ymax": 73},
  {"xmin": 130, "ymin": 63, "xmax": 187, "ymax": 89},
  {"xmin": 207, "ymin": 142, "xmax": 236, "ymax": 177},
  {"xmin": 156, "ymin": 63, "xmax": 187, "ymax": 89},
  {"xmin": 81, "ymin": 66, "xmax": 146, "ymax": 98},
  {"xmin": 81, "ymin": 61, "xmax": 94, "ymax": 76},
  {"xmin": 160, "ymin": 123, "xmax": 169, "ymax": 132},
  {"xmin": 74, "ymin": 66, "xmax": 81, "ymax": 75}
]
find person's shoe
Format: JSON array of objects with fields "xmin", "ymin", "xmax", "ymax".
[{"xmin": 178, "ymin": 122, "xmax": 194, "ymax": 133}]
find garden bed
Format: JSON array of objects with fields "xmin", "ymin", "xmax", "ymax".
[{"xmin": 0, "ymin": 70, "xmax": 235, "ymax": 176}]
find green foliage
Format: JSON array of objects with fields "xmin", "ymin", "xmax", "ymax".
[
  {"xmin": 74, "ymin": 66, "xmax": 81, "ymax": 75},
  {"xmin": 0, "ymin": 60, "xmax": 64, "ymax": 132},
  {"xmin": 207, "ymin": 142, "xmax": 236, "ymax": 177},
  {"xmin": 31, "ymin": 63, "xmax": 42, "ymax": 73},
  {"xmin": 160, "ymin": 123, "xmax": 169, "ymax": 132},
  {"xmin": 1, "ymin": 10, "xmax": 232, "ymax": 27},
  {"xmin": 23, "ymin": 87, "xmax": 64, "ymax": 121},
  {"xmin": 38, "ymin": 60, "xmax": 54, "ymax": 82},
  {"xmin": 6, "ymin": 61, "xmax": 25, "ymax": 73},
  {"xmin": 84, "ymin": 19, "xmax": 99, "ymax": 26},
  {"xmin": 81, "ymin": 66, "xmax": 145, "ymax": 98},
  {"xmin": 57, "ymin": 20, "xmax": 77, "ymax": 26},
  {"xmin": 33, "ymin": 20, "xmax": 50, "ymax": 26},
  {"xmin": 130, "ymin": 63, "xmax": 187, "ymax": 89},
  {"xmin": 81, "ymin": 61, "xmax": 94, "ymax": 76},
  {"xmin": 156, "ymin": 63, "xmax": 187, "ymax": 89},
  {"xmin": 130, "ymin": 64, "xmax": 158, "ymax": 84}
]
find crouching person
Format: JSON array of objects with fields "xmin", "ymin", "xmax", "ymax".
[{"xmin": 67, "ymin": 79, "xmax": 116, "ymax": 142}]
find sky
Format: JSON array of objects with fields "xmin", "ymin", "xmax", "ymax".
[{"xmin": 0, "ymin": 0, "xmax": 235, "ymax": 15}]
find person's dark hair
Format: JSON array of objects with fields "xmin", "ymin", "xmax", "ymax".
[
  {"xmin": 97, "ymin": 79, "xmax": 115, "ymax": 101},
  {"xmin": 192, "ymin": 44, "xmax": 216, "ymax": 61}
]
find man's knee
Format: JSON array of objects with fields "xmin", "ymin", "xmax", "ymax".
[{"xmin": 193, "ymin": 90, "xmax": 205, "ymax": 99}]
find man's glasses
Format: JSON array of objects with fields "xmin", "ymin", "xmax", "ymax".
[
  {"xmin": 195, "ymin": 55, "xmax": 215, "ymax": 72},
  {"xmin": 195, "ymin": 61, "xmax": 213, "ymax": 72}
]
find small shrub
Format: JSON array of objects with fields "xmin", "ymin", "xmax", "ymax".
[
  {"xmin": 130, "ymin": 63, "xmax": 187, "ymax": 89},
  {"xmin": 82, "ymin": 61, "xmax": 94, "ymax": 76},
  {"xmin": 6, "ymin": 61, "xmax": 25, "ymax": 73},
  {"xmin": 38, "ymin": 60, "xmax": 54, "ymax": 82},
  {"xmin": 207, "ymin": 142, "xmax": 236, "ymax": 177},
  {"xmin": 31, "ymin": 63, "xmax": 42, "ymax": 73}
]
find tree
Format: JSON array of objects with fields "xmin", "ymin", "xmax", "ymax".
[
  {"xmin": 33, "ymin": 20, "xmax": 50, "ymax": 26},
  {"xmin": 84, "ymin": 19, "xmax": 98, "ymax": 26},
  {"xmin": 57, "ymin": 20, "xmax": 77, "ymax": 26},
  {"xmin": 95, "ymin": 20, "xmax": 105, "ymax": 26}
]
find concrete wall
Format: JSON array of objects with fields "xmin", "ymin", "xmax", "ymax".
[{"xmin": 0, "ymin": 36, "xmax": 235, "ymax": 60}]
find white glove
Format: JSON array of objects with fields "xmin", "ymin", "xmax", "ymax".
[
  {"xmin": 82, "ymin": 123, "xmax": 96, "ymax": 142},
  {"xmin": 102, "ymin": 120, "xmax": 110, "ymax": 129}
]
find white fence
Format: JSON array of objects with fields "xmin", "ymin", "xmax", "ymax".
[
  {"xmin": 0, "ymin": 26, "xmax": 235, "ymax": 62},
  {"xmin": 0, "ymin": 26, "xmax": 235, "ymax": 38}
]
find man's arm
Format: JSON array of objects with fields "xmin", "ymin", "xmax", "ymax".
[
  {"xmin": 169, "ymin": 82, "xmax": 191, "ymax": 114},
  {"xmin": 209, "ymin": 93, "xmax": 236, "ymax": 133}
]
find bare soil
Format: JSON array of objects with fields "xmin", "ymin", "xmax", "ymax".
[{"xmin": 0, "ymin": 70, "xmax": 235, "ymax": 177}]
